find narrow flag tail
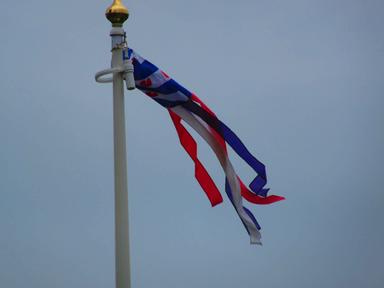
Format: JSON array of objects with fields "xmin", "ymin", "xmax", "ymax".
[
  {"xmin": 129, "ymin": 48, "xmax": 284, "ymax": 244},
  {"xmin": 170, "ymin": 106, "xmax": 262, "ymax": 244}
]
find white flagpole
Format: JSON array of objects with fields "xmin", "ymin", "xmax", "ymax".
[
  {"xmin": 112, "ymin": 29, "xmax": 130, "ymax": 288},
  {"xmin": 95, "ymin": 1, "xmax": 134, "ymax": 288}
]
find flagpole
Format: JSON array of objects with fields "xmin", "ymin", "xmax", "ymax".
[{"xmin": 95, "ymin": 1, "xmax": 134, "ymax": 288}]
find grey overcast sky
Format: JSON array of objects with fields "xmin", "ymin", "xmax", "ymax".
[{"xmin": 1, "ymin": 0, "xmax": 383, "ymax": 287}]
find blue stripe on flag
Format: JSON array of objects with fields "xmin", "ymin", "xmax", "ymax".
[
  {"xmin": 153, "ymin": 98, "xmax": 188, "ymax": 108},
  {"xmin": 132, "ymin": 59, "xmax": 159, "ymax": 81},
  {"xmin": 220, "ymin": 122, "xmax": 269, "ymax": 197}
]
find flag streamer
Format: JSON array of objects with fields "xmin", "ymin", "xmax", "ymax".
[
  {"xmin": 170, "ymin": 106, "xmax": 262, "ymax": 244},
  {"xmin": 129, "ymin": 48, "xmax": 284, "ymax": 244}
]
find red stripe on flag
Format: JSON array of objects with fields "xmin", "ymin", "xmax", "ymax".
[
  {"xmin": 239, "ymin": 178, "xmax": 285, "ymax": 204},
  {"xmin": 169, "ymin": 110, "xmax": 223, "ymax": 207}
]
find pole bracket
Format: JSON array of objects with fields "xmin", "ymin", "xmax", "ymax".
[
  {"xmin": 95, "ymin": 67, "xmax": 124, "ymax": 83},
  {"xmin": 95, "ymin": 63, "xmax": 135, "ymax": 90}
]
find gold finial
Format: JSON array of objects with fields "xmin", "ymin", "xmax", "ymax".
[{"xmin": 105, "ymin": 0, "xmax": 129, "ymax": 27}]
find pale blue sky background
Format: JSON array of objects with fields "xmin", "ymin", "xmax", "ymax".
[{"xmin": 1, "ymin": 0, "xmax": 383, "ymax": 287}]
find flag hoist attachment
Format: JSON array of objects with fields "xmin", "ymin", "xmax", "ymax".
[
  {"xmin": 95, "ymin": 0, "xmax": 135, "ymax": 91},
  {"xmin": 96, "ymin": 0, "xmax": 135, "ymax": 89},
  {"xmin": 95, "ymin": 40, "xmax": 135, "ymax": 90}
]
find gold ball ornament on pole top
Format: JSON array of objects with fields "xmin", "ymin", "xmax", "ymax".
[{"xmin": 106, "ymin": 0, "xmax": 129, "ymax": 27}]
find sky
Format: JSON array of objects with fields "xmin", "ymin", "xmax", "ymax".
[{"xmin": 0, "ymin": 0, "xmax": 383, "ymax": 287}]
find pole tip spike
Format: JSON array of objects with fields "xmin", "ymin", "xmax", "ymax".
[{"xmin": 105, "ymin": 0, "xmax": 129, "ymax": 27}]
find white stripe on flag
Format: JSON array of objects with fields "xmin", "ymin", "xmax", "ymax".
[{"xmin": 141, "ymin": 69, "xmax": 170, "ymax": 88}]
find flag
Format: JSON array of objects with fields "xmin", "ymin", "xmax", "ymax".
[{"xmin": 129, "ymin": 48, "xmax": 284, "ymax": 244}]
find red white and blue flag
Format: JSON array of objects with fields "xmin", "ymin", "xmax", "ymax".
[{"xmin": 129, "ymin": 48, "xmax": 284, "ymax": 244}]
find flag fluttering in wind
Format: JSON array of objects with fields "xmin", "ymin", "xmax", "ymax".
[{"xmin": 129, "ymin": 49, "xmax": 284, "ymax": 244}]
